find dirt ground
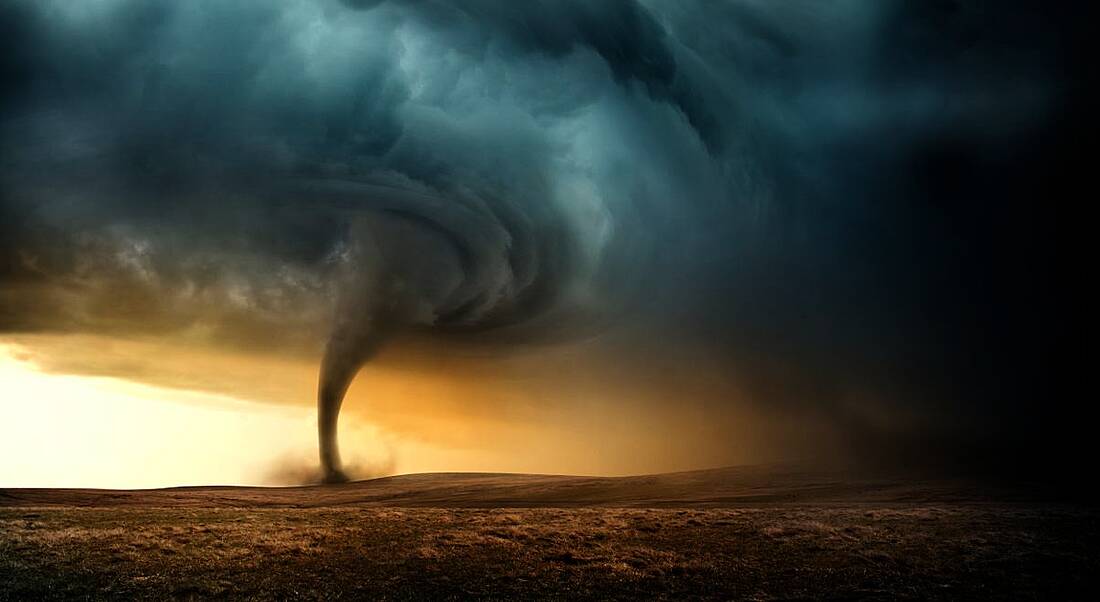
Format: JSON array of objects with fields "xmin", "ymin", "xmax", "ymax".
[{"xmin": 2, "ymin": 503, "xmax": 1096, "ymax": 600}]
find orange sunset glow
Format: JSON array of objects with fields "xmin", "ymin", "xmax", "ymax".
[{"xmin": 1, "ymin": 334, "xmax": 817, "ymax": 488}]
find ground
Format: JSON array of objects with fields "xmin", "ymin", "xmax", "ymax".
[{"xmin": 1, "ymin": 466, "xmax": 1095, "ymax": 600}]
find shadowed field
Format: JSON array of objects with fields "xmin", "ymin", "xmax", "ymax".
[{"xmin": 2, "ymin": 466, "xmax": 1096, "ymax": 600}]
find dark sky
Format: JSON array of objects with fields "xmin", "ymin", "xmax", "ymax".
[{"xmin": 0, "ymin": 1, "xmax": 1085, "ymax": 477}]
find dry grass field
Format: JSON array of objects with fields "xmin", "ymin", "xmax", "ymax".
[{"xmin": 2, "ymin": 466, "xmax": 1096, "ymax": 600}]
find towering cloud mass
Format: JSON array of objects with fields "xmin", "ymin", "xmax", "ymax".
[{"xmin": 0, "ymin": 1, "xmax": 1082, "ymax": 478}]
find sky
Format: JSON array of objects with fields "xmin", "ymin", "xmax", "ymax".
[{"xmin": 0, "ymin": 1, "xmax": 1084, "ymax": 487}]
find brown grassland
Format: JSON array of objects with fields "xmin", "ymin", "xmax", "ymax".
[{"xmin": 1, "ymin": 466, "xmax": 1096, "ymax": 600}]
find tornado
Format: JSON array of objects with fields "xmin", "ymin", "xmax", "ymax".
[
  {"xmin": 317, "ymin": 301, "xmax": 385, "ymax": 484},
  {"xmin": 307, "ymin": 179, "xmax": 574, "ymax": 483}
]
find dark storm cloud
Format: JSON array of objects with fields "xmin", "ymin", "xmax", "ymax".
[{"xmin": 1, "ymin": 1, "xmax": 1081, "ymax": 474}]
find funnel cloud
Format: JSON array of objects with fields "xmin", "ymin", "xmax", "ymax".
[{"xmin": 0, "ymin": 1, "xmax": 1084, "ymax": 480}]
